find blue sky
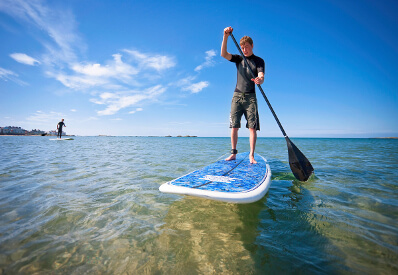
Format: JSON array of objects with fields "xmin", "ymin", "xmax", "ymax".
[{"xmin": 0, "ymin": 0, "xmax": 397, "ymax": 137}]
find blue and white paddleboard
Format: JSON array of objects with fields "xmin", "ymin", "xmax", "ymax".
[
  {"xmin": 49, "ymin": 138, "xmax": 74, "ymax": 140},
  {"xmin": 159, "ymin": 152, "xmax": 272, "ymax": 204}
]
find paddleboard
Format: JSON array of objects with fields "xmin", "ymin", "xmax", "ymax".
[
  {"xmin": 159, "ymin": 152, "xmax": 272, "ymax": 204},
  {"xmin": 49, "ymin": 138, "xmax": 74, "ymax": 140}
]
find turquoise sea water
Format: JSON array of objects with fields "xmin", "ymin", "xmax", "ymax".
[{"xmin": 0, "ymin": 136, "xmax": 397, "ymax": 274}]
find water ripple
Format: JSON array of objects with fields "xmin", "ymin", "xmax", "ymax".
[{"xmin": 0, "ymin": 137, "xmax": 397, "ymax": 274}]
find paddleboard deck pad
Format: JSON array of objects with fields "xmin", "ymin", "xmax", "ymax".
[{"xmin": 159, "ymin": 152, "xmax": 271, "ymax": 203}]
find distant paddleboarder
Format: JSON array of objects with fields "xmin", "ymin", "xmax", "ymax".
[
  {"xmin": 221, "ymin": 26, "xmax": 265, "ymax": 164},
  {"xmin": 57, "ymin": 119, "xmax": 66, "ymax": 139}
]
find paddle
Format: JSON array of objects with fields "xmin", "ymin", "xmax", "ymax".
[{"xmin": 229, "ymin": 33, "xmax": 314, "ymax": 181}]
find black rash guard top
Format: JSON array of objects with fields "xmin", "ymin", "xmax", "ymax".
[
  {"xmin": 58, "ymin": 121, "xmax": 65, "ymax": 131},
  {"xmin": 230, "ymin": 54, "xmax": 265, "ymax": 94}
]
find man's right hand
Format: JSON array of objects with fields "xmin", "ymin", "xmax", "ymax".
[
  {"xmin": 224, "ymin": 26, "xmax": 233, "ymax": 36},
  {"xmin": 221, "ymin": 26, "xmax": 233, "ymax": 60}
]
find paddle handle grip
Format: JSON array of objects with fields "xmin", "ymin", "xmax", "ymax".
[{"xmin": 230, "ymin": 33, "xmax": 287, "ymax": 137}]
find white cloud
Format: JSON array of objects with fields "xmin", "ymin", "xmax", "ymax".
[
  {"xmin": 49, "ymin": 50, "xmax": 174, "ymax": 92},
  {"xmin": 50, "ymin": 50, "xmax": 175, "ymax": 114},
  {"xmin": 52, "ymin": 72, "xmax": 108, "ymax": 90},
  {"xmin": 10, "ymin": 53, "xmax": 40, "ymax": 65},
  {"xmin": 195, "ymin": 49, "xmax": 216, "ymax": 72},
  {"xmin": 0, "ymin": 67, "xmax": 28, "ymax": 86},
  {"xmin": 0, "ymin": 0, "xmax": 211, "ymax": 117},
  {"xmin": 170, "ymin": 50, "xmax": 214, "ymax": 94},
  {"xmin": 72, "ymin": 63, "xmax": 112, "ymax": 77},
  {"xmin": 123, "ymin": 49, "xmax": 176, "ymax": 71},
  {"xmin": 92, "ymin": 85, "xmax": 166, "ymax": 116},
  {"xmin": 72, "ymin": 54, "xmax": 138, "ymax": 79},
  {"xmin": 27, "ymin": 110, "xmax": 64, "ymax": 123},
  {"xmin": 175, "ymin": 75, "xmax": 197, "ymax": 87},
  {"xmin": 50, "ymin": 53, "xmax": 139, "ymax": 91},
  {"xmin": 172, "ymin": 75, "xmax": 210, "ymax": 94},
  {"xmin": 182, "ymin": 81, "xmax": 209, "ymax": 93},
  {"xmin": 0, "ymin": 0, "xmax": 82, "ymax": 65},
  {"xmin": 0, "ymin": 67, "xmax": 17, "ymax": 79},
  {"xmin": 129, "ymin": 107, "xmax": 143, "ymax": 114}
]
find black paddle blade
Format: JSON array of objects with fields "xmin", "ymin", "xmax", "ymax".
[{"xmin": 285, "ymin": 137, "xmax": 314, "ymax": 181}]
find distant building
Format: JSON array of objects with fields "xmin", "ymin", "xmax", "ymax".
[
  {"xmin": 0, "ymin": 126, "xmax": 66, "ymax": 136},
  {"xmin": 30, "ymin": 129, "xmax": 46, "ymax": 135},
  {"xmin": 0, "ymin": 126, "xmax": 27, "ymax": 135}
]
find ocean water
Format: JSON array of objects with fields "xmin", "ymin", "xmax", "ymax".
[{"xmin": 0, "ymin": 136, "xmax": 397, "ymax": 274}]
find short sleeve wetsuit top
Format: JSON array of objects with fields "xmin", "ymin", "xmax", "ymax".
[
  {"xmin": 229, "ymin": 54, "xmax": 265, "ymax": 94},
  {"xmin": 57, "ymin": 121, "xmax": 65, "ymax": 138}
]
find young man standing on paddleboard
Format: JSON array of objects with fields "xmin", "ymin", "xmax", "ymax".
[
  {"xmin": 221, "ymin": 26, "xmax": 265, "ymax": 164},
  {"xmin": 57, "ymin": 119, "xmax": 66, "ymax": 139}
]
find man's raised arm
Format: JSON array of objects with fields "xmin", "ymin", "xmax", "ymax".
[{"xmin": 221, "ymin": 26, "xmax": 233, "ymax": 61}]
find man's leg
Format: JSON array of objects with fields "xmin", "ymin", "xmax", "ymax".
[
  {"xmin": 225, "ymin": 128, "xmax": 239, "ymax": 161},
  {"xmin": 249, "ymin": 128, "xmax": 257, "ymax": 164}
]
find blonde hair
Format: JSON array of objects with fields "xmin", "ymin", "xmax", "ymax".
[{"xmin": 240, "ymin": 36, "xmax": 253, "ymax": 46}]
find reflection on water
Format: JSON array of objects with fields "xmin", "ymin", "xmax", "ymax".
[
  {"xmin": 0, "ymin": 137, "xmax": 397, "ymax": 274},
  {"xmin": 154, "ymin": 197, "xmax": 263, "ymax": 274}
]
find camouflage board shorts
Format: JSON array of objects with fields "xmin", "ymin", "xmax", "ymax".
[{"xmin": 229, "ymin": 92, "xmax": 260, "ymax": 131}]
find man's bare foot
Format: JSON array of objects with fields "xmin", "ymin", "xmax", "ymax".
[
  {"xmin": 249, "ymin": 154, "xmax": 257, "ymax": 164},
  {"xmin": 225, "ymin": 154, "xmax": 236, "ymax": 161}
]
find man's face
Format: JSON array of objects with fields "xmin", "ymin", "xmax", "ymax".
[{"xmin": 241, "ymin": 42, "xmax": 253, "ymax": 57}]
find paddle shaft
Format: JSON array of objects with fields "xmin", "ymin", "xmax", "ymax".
[{"xmin": 230, "ymin": 33, "xmax": 287, "ymax": 137}]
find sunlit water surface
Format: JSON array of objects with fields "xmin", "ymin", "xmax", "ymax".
[{"xmin": 0, "ymin": 136, "xmax": 397, "ymax": 274}]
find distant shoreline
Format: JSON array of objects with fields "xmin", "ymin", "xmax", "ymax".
[
  {"xmin": 370, "ymin": 137, "xmax": 398, "ymax": 139},
  {"xmin": 0, "ymin": 135, "xmax": 75, "ymax": 137},
  {"xmin": 1, "ymin": 135, "xmax": 397, "ymax": 139}
]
